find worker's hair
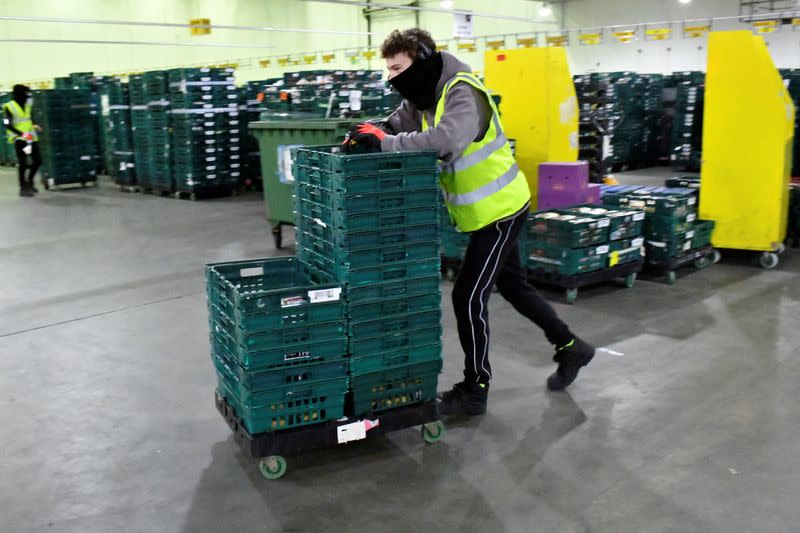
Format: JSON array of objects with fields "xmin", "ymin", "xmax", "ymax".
[{"xmin": 380, "ymin": 29, "xmax": 437, "ymax": 60}]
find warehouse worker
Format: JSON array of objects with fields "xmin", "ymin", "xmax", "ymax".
[
  {"xmin": 348, "ymin": 28, "xmax": 596, "ymax": 416},
  {"xmin": 3, "ymin": 84, "xmax": 42, "ymax": 197}
]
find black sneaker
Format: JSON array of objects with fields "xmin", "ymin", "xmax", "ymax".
[
  {"xmin": 438, "ymin": 381, "xmax": 489, "ymax": 416},
  {"xmin": 547, "ymin": 337, "xmax": 595, "ymax": 391},
  {"xmin": 19, "ymin": 188, "xmax": 34, "ymax": 197}
]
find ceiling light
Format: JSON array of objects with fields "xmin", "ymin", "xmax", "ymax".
[
  {"xmin": 679, "ymin": 0, "xmax": 691, "ymax": 4},
  {"xmin": 539, "ymin": 2, "xmax": 552, "ymax": 17},
  {"xmin": 440, "ymin": 0, "xmax": 454, "ymax": 8}
]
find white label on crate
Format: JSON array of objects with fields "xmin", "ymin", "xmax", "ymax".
[
  {"xmin": 204, "ymin": 113, "xmax": 214, "ymax": 118},
  {"xmin": 119, "ymin": 162, "xmax": 126, "ymax": 171},
  {"xmin": 201, "ymin": 86, "xmax": 212, "ymax": 91},
  {"xmin": 230, "ymin": 129, "xmax": 240, "ymax": 135},
  {"xmin": 648, "ymin": 241, "xmax": 666, "ymax": 248},
  {"xmin": 597, "ymin": 219, "xmax": 610, "ymax": 228},
  {"xmin": 206, "ymin": 165, "xmax": 216, "ymax": 171},
  {"xmin": 231, "ymin": 138, "xmax": 239, "ymax": 143},
  {"xmin": 349, "ymin": 90, "xmax": 363, "ymax": 111},
  {"xmin": 687, "ymin": 230, "xmax": 695, "ymax": 239},
  {"xmin": 231, "ymin": 172, "xmax": 241, "ymax": 177},
  {"xmin": 206, "ymin": 148, "xmax": 215, "ymax": 154},
  {"xmin": 204, "ymin": 121, "xmax": 214, "ymax": 127},
  {"xmin": 207, "ymin": 174, "xmax": 216, "ymax": 180},
  {"xmin": 240, "ymin": 267, "xmax": 264, "ymax": 277},
  {"xmin": 80, "ymin": 155, "xmax": 92, "ymax": 160},
  {"xmin": 687, "ymin": 213, "xmax": 697, "ymax": 222},
  {"xmin": 308, "ymin": 287, "xmax": 342, "ymax": 304},
  {"xmin": 313, "ymin": 217, "xmax": 327, "ymax": 228},
  {"xmin": 596, "ymin": 245, "xmax": 610, "ymax": 255},
  {"xmin": 206, "ymin": 157, "xmax": 217, "ymax": 162},
  {"xmin": 633, "ymin": 212, "xmax": 645, "ymax": 221},
  {"xmin": 683, "ymin": 241, "xmax": 692, "ymax": 251},
  {"xmin": 127, "ymin": 163, "xmax": 135, "ymax": 168},
  {"xmin": 231, "ymin": 163, "xmax": 241, "ymax": 168},
  {"xmin": 231, "ymin": 155, "xmax": 240, "ymax": 160},
  {"xmin": 100, "ymin": 94, "xmax": 110, "ymax": 116},
  {"xmin": 632, "ymin": 237, "xmax": 645, "ymax": 247},
  {"xmin": 202, "ymin": 94, "xmax": 213, "ymax": 100},
  {"xmin": 280, "ymin": 295, "xmax": 306, "ymax": 308},
  {"xmin": 687, "ymin": 197, "xmax": 697, "ymax": 206},
  {"xmin": 336, "ymin": 420, "xmax": 380, "ymax": 444}
]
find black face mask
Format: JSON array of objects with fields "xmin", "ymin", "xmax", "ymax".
[{"xmin": 388, "ymin": 52, "xmax": 443, "ymax": 111}]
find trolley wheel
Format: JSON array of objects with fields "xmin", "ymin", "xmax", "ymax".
[
  {"xmin": 777, "ymin": 243, "xmax": 786, "ymax": 255},
  {"xmin": 760, "ymin": 252, "xmax": 779, "ymax": 269},
  {"xmin": 565, "ymin": 288, "xmax": 578, "ymax": 304},
  {"xmin": 421, "ymin": 421, "xmax": 445, "ymax": 444},
  {"xmin": 712, "ymin": 249, "xmax": 722, "ymax": 264},
  {"xmin": 665, "ymin": 271, "xmax": 676, "ymax": 285},
  {"xmin": 624, "ymin": 273, "xmax": 637, "ymax": 288},
  {"xmin": 694, "ymin": 255, "xmax": 711, "ymax": 269},
  {"xmin": 258, "ymin": 455, "xmax": 287, "ymax": 480},
  {"xmin": 173, "ymin": 192, "xmax": 182, "ymax": 200},
  {"xmin": 190, "ymin": 193, "xmax": 198, "ymax": 202},
  {"xmin": 272, "ymin": 225, "xmax": 283, "ymax": 249}
]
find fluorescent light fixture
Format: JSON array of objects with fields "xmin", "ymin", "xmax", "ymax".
[
  {"xmin": 440, "ymin": 0, "xmax": 454, "ymax": 8},
  {"xmin": 539, "ymin": 2, "xmax": 552, "ymax": 17},
  {"xmin": 679, "ymin": 0, "xmax": 691, "ymax": 4}
]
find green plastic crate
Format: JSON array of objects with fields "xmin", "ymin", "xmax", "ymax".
[
  {"xmin": 349, "ymin": 344, "xmax": 442, "ymax": 377},
  {"xmin": 294, "ymin": 144, "xmax": 438, "ymax": 176},
  {"xmin": 644, "ymin": 213, "xmax": 695, "ymax": 239},
  {"xmin": 348, "ymin": 309, "xmax": 441, "ymax": 339},
  {"xmin": 211, "ymin": 332, "xmax": 347, "ymax": 372},
  {"xmin": 348, "ymin": 292, "xmax": 441, "ymax": 322},
  {"xmin": 212, "ymin": 353, "xmax": 347, "ymax": 397},
  {"xmin": 603, "ymin": 192, "xmax": 695, "ymax": 218},
  {"xmin": 525, "ymin": 241, "xmax": 611, "ymax": 276},
  {"xmin": 527, "ymin": 211, "xmax": 610, "ymax": 247},
  {"xmin": 294, "ymin": 165, "xmax": 440, "ymax": 194},
  {"xmin": 210, "ymin": 312, "xmax": 346, "ymax": 355},
  {"xmin": 690, "ymin": 219, "xmax": 715, "ymax": 249},
  {"xmin": 297, "ymin": 216, "xmax": 439, "ymax": 251},
  {"xmin": 645, "ymin": 232, "xmax": 694, "ymax": 262},
  {"xmin": 205, "ymin": 257, "xmax": 343, "ymax": 320},
  {"xmin": 208, "ymin": 299, "xmax": 344, "ymax": 339},
  {"xmin": 299, "ymin": 247, "xmax": 441, "ymax": 286},
  {"xmin": 348, "ymin": 326, "xmax": 442, "ymax": 357},
  {"xmin": 349, "ymin": 360, "xmax": 442, "ymax": 415},
  {"xmin": 296, "ymin": 199, "xmax": 439, "ymax": 233},
  {"xmin": 296, "ymin": 183, "xmax": 440, "ymax": 213},
  {"xmin": 217, "ymin": 374, "xmax": 348, "ymax": 434},
  {"xmin": 344, "ymin": 276, "xmax": 442, "ymax": 304},
  {"xmin": 570, "ymin": 205, "xmax": 646, "ymax": 240},
  {"xmin": 297, "ymin": 232, "xmax": 440, "ymax": 270}
]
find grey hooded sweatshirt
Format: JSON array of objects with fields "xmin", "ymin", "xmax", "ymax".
[{"xmin": 380, "ymin": 52, "xmax": 493, "ymax": 164}]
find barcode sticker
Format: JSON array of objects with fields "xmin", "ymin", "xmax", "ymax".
[
  {"xmin": 280, "ymin": 295, "xmax": 306, "ymax": 308},
  {"xmin": 240, "ymin": 267, "xmax": 263, "ymax": 277},
  {"xmin": 632, "ymin": 237, "xmax": 644, "ymax": 247},
  {"xmin": 596, "ymin": 245, "xmax": 610, "ymax": 254},
  {"xmin": 687, "ymin": 213, "xmax": 697, "ymax": 222},
  {"xmin": 308, "ymin": 287, "xmax": 342, "ymax": 304},
  {"xmin": 683, "ymin": 241, "xmax": 692, "ymax": 251},
  {"xmin": 633, "ymin": 213, "xmax": 645, "ymax": 221},
  {"xmin": 688, "ymin": 197, "xmax": 697, "ymax": 206},
  {"xmin": 687, "ymin": 230, "xmax": 695, "ymax": 239}
]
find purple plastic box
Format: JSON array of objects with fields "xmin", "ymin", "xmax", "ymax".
[{"xmin": 538, "ymin": 161, "xmax": 590, "ymax": 195}]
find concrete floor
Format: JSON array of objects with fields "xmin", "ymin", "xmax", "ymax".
[{"xmin": 1, "ymin": 167, "xmax": 799, "ymax": 533}]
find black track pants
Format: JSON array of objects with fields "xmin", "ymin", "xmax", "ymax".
[
  {"xmin": 14, "ymin": 140, "xmax": 42, "ymax": 190},
  {"xmin": 452, "ymin": 204, "xmax": 574, "ymax": 384}
]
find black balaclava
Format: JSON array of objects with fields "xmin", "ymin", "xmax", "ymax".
[
  {"xmin": 388, "ymin": 51, "xmax": 444, "ymax": 111},
  {"xmin": 12, "ymin": 84, "xmax": 30, "ymax": 107}
]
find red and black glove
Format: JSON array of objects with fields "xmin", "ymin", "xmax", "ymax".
[{"xmin": 343, "ymin": 122, "xmax": 386, "ymax": 153}]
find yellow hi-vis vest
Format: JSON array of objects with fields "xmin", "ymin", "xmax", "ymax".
[
  {"xmin": 3, "ymin": 100, "xmax": 38, "ymax": 144},
  {"xmin": 422, "ymin": 72, "xmax": 530, "ymax": 232}
]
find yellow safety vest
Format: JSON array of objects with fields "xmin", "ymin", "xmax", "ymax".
[
  {"xmin": 422, "ymin": 72, "xmax": 530, "ymax": 232},
  {"xmin": 3, "ymin": 100, "xmax": 38, "ymax": 144}
]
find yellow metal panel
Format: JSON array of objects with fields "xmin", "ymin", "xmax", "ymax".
[
  {"xmin": 484, "ymin": 47, "xmax": 578, "ymax": 209},
  {"xmin": 699, "ymin": 31, "xmax": 794, "ymax": 252}
]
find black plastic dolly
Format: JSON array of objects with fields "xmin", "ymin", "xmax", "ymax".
[
  {"xmin": 646, "ymin": 245, "xmax": 717, "ymax": 285},
  {"xmin": 527, "ymin": 259, "xmax": 644, "ymax": 304},
  {"xmin": 215, "ymin": 393, "xmax": 445, "ymax": 480}
]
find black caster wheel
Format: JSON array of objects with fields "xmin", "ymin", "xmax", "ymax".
[
  {"xmin": 565, "ymin": 288, "xmax": 578, "ymax": 304},
  {"xmin": 190, "ymin": 193, "xmax": 198, "ymax": 201},
  {"xmin": 694, "ymin": 255, "xmax": 711, "ymax": 269},
  {"xmin": 760, "ymin": 252, "xmax": 779, "ymax": 269},
  {"xmin": 258, "ymin": 456, "xmax": 287, "ymax": 480},
  {"xmin": 712, "ymin": 249, "xmax": 722, "ymax": 263},
  {"xmin": 173, "ymin": 192, "xmax": 182, "ymax": 200},
  {"xmin": 665, "ymin": 271, "xmax": 676, "ymax": 285},
  {"xmin": 624, "ymin": 273, "xmax": 637, "ymax": 288},
  {"xmin": 272, "ymin": 225, "xmax": 283, "ymax": 249}
]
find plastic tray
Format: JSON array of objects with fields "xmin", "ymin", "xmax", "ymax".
[
  {"xmin": 347, "ymin": 292, "xmax": 441, "ymax": 322},
  {"xmin": 349, "ymin": 345, "xmax": 442, "ymax": 377},
  {"xmin": 349, "ymin": 360, "xmax": 442, "ymax": 415},
  {"xmin": 207, "ymin": 293, "xmax": 344, "ymax": 334},
  {"xmin": 293, "ymin": 144, "xmax": 438, "ymax": 176},
  {"xmin": 525, "ymin": 241, "xmax": 613, "ymax": 276},
  {"xmin": 205, "ymin": 257, "xmax": 343, "ymax": 319},
  {"xmin": 296, "ymin": 198, "xmax": 439, "ymax": 233},
  {"xmin": 294, "ymin": 165, "xmax": 440, "ymax": 195},
  {"xmin": 296, "ymin": 216, "xmax": 439, "ymax": 251},
  {"xmin": 216, "ymin": 374, "xmax": 348, "ymax": 435},
  {"xmin": 210, "ymin": 312, "xmax": 346, "ymax": 354},
  {"xmin": 295, "ymin": 183, "xmax": 440, "ymax": 213},
  {"xmin": 527, "ymin": 212, "xmax": 610, "ymax": 248},
  {"xmin": 298, "ymin": 247, "xmax": 441, "ymax": 287},
  {"xmin": 297, "ymin": 232, "xmax": 440, "ymax": 270},
  {"xmin": 213, "ymin": 354, "xmax": 348, "ymax": 397},
  {"xmin": 210, "ymin": 330, "xmax": 347, "ymax": 371},
  {"xmin": 348, "ymin": 326, "xmax": 442, "ymax": 357},
  {"xmin": 344, "ymin": 276, "xmax": 442, "ymax": 305}
]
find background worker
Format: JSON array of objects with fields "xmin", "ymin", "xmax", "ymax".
[
  {"xmin": 348, "ymin": 28, "xmax": 596, "ymax": 416},
  {"xmin": 3, "ymin": 84, "xmax": 43, "ymax": 197}
]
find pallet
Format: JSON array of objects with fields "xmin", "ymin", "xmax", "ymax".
[
  {"xmin": 215, "ymin": 392, "xmax": 444, "ymax": 480},
  {"xmin": 527, "ymin": 259, "xmax": 644, "ymax": 304},
  {"xmin": 644, "ymin": 244, "xmax": 717, "ymax": 284}
]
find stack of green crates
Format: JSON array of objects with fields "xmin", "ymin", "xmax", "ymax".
[
  {"xmin": 525, "ymin": 205, "xmax": 645, "ymax": 276},
  {"xmin": 601, "ymin": 185, "xmax": 714, "ymax": 264},
  {"xmin": 239, "ymin": 79, "xmax": 281, "ymax": 187},
  {"xmin": 98, "ymin": 81, "xmax": 136, "ymax": 186},
  {"xmin": 32, "ymin": 89, "xmax": 99, "ymax": 187},
  {"xmin": 206, "ymin": 257, "xmax": 349, "ymax": 435},
  {"xmin": 168, "ymin": 67, "xmax": 241, "ymax": 196},
  {"xmin": 293, "ymin": 145, "xmax": 443, "ymax": 416},
  {"xmin": 670, "ymin": 72, "xmax": 704, "ymax": 171},
  {"xmin": 130, "ymin": 71, "xmax": 171, "ymax": 191},
  {"xmin": 439, "ymin": 202, "xmax": 470, "ymax": 263}
]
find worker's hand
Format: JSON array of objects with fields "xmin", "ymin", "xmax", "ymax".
[
  {"xmin": 349, "ymin": 123, "xmax": 386, "ymax": 153},
  {"xmin": 33, "ymin": 125, "xmax": 42, "ymax": 132}
]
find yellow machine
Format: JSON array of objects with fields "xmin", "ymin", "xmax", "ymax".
[
  {"xmin": 700, "ymin": 30, "xmax": 794, "ymax": 268},
  {"xmin": 484, "ymin": 47, "xmax": 578, "ymax": 208}
]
